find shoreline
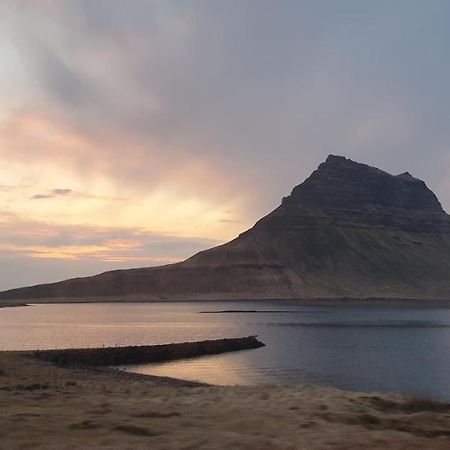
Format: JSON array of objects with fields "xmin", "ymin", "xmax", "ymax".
[
  {"xmin": 0, "ymin": 302, "xmax": 29, "ymax": 308},
  {"xmin": 3, "ymin": 297, "xmax": 450, "ymax": 309},
  {"xmin": 1, "ymin": 350, "xmax": 450, "ymax": 449}
]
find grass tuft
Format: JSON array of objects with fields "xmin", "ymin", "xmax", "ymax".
[{"xmin": 113, "ymin": 425, "xmax": 160, "ymax": 437}]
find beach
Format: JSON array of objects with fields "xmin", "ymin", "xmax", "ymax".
[{"xmin": 1, "ymin": 351, "xmax": 449, "ymax": 449}]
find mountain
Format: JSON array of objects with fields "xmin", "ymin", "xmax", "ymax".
[{"xmin": 2, "ymin": 155, "xmax": 450, "ymax": 301}]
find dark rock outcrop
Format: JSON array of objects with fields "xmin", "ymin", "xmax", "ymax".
[
  {"xmin": 1, "ymin": 155, "xmax": 450, "ymax": 301},
  {"xmin": 281, "ymin": 155, "xmax": 450, "ymax": 233}
]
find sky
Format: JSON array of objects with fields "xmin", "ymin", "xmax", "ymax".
[{"xmin": 1, "ymin": 0, "xmax": 450, "ymax": 290}]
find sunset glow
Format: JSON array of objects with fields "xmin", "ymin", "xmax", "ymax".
[{"xmin": 1, "ymin": 0, "xmax": 450, "ymax": 289}]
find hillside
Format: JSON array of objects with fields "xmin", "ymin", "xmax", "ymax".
[{"xmin": 2, "ymin": 155, "xmax": 450, "ymax": 301}]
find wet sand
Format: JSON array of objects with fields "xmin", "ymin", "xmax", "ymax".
[{"xmin": 1, "ymin": 351, "xmax": 449, "ymax": 449}]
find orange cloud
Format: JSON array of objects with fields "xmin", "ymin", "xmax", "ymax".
[
  {"xmin": 0, "ymin": 217, "xmax": 219, "ymax": 265},
  {"xmin": 0, "ymin": 110, "xmax": 249, "ymax": 243}
]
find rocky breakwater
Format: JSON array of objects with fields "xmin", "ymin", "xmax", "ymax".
[{"xmin": 31, "ymin": 336, "xmax": 265, "ymax": 366}]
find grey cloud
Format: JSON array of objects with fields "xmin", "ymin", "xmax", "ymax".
[
  {"xmin": 30, "ymin": 189, "xmax": 129, "ymax": 203},
  {"xmin": 218, "ymin": 219, "xmax": 241, "ymax": 224},
  {"xmin": 4, "ymin": 0, "xmax": 449, "ymax": 215},
  {"xmin": 31, "ymin": 194, "xmax": 53, "ymax": 200},
  {"xmin": 0, "ymin": 220, "xmax": 218, "ymax": 251},
  {"xmin": 1, "ymin": 2, "xmax": 450, "ymax": 215},
  {"xmin": 37, "ymin": 48, "xmax": 100, "ymax": 108},
  {"xmin": 31, "ymin": 188, "xmax": 72, "ymax": 200},
  {"xmin": 52, "ymin": 188, "xmax": 72, "ymax": 195},
  {"xmin": 0, "ymin": 219, "xmax": 220, "ymax": 289}
]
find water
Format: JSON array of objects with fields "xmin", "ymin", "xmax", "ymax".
[{"xmin": 1, "ymin": 301, "xmax": 450, "ymax": 400}]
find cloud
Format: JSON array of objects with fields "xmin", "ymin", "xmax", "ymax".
[
  {"xmin": 31, "ymin": 188, "xmax": 72, "ymax": 200},
  {"xmin": 1, "ymin": 1, "xmax": 449, "ymax": 213},
  {"xmin": 0, "ymin": 216, "xmax": 219, "ymax": 257},
  {"xmin": 0, "ymin": 217, "xmax": 219, "ymax": 289},
  {"xmin": 52, "ymin": 188, "xmax": 72, "ymax": 196},
  {"xmin": 218, "ymin": 219, "xmax": 241, "ymax": 224},
  {"xmin": 31, "ymin": 194, "xmax": 53, "ymax": 200}
]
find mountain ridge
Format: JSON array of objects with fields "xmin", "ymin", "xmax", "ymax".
[{"xmin": 2, "ymin": 155, "xmax": 450, "ymax": 302}]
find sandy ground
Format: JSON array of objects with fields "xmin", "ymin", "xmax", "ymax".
[{"xmin": 1, "ymin": 352, "xmax": 449, "ymax": 449}]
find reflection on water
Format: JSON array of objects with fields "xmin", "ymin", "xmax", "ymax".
[
  {"xmin": 1, "ymin": 301, "xmax": 450, "ymax": 400},
  {"xmin": 269, "ymin": 320, "xmax": 450, "ymax": 328}
]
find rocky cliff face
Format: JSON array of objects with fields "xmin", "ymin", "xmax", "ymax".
[
  {"xmin": 2, "ymin": 155, "xmax": 450, "ymax": 301},
  {"xmin": 279, "ymin": 155, "xmax": 450, "ymax": 233}
]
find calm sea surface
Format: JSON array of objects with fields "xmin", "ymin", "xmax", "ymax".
[{"xmin": 1, "ymin": 301, "xmax": 450, "ymax": 400}]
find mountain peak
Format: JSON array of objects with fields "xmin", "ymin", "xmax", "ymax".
[
  {"xmin": 324, "ymin": 154, "xmax": 351, "ymax": 164},
  {"xmin": 396, "ymin": 171, "xmax": 416, "ymax": 180},
  {"xmin": 286, "ymin": 156, "xmax": 444, "ymax": 214}
]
